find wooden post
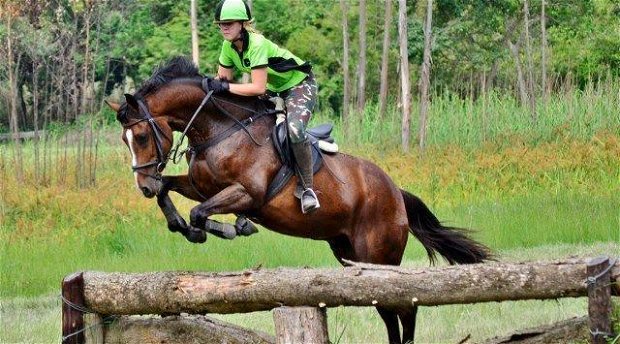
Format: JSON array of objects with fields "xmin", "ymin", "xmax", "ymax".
[
  {"xmin": 62, "ymin": 272, "xmax": 86, "ymax": 344},
  {"xmin": 587, "ymin": 256, "xmax": 614, "ymax": 344},
  {"xmin": 273, "ymin": 307, "xmax": 329, "ymax": 344}
]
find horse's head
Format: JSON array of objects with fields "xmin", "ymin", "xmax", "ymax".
[
  {"xmin": 107, "ymin": 93, "xmax": 174, "ymax": 198},
  {"xmin": 106, "ymin": 57, "xmax": 204, "ymax": 198}
]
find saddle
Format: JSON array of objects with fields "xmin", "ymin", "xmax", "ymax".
[{"xmin": 264, "ymin": 103, "xmax": 338, "ymax": 202}]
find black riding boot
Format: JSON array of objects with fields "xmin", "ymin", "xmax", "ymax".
[{"xmin": 291, "ymin": 139, "xmax": 320, "ymax": 214}]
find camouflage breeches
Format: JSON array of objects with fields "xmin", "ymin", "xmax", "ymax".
[{"xmin": 282, "ymin": 74, "xmax": 318, "ymax": 143}]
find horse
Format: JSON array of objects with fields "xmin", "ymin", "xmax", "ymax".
[{"xmin": 106, "ymin": 56, "xmax": 491, "ymax": 344}]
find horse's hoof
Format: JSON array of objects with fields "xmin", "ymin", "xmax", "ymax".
[
  {"xmin": 168, "ymin": 217, "xmax": 188, "ymax": 233},
  {"xmin": 235, "ymin": 216, "xmax": 258, "ymax": 236},
  {"xmin": 186, "ymin": 228, "xmax": 207, "ymax": 243},
  {"xmin": 205, "ymin": 220, "xmax": 237, "ymax": 240}
]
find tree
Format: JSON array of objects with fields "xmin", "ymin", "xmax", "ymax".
[
  {"xmin": 340, "ymin": 0, "xmax": 350, "ymax": 123},
  {"xmin": 3, "ymin": 3, "xmax": 24, "ymax": 181},
  {"xmin": 191, "ymin": 0, "xmax": 199, "ymax": 68},
  {"xmin": 523, "ymin": 0, "xmax": 536, "ymax": 117},
  {"xmin": 378, "ymin": 0, "xmax": 393, "ymax": 119},
  {"xmin": 541, "ymin": 0, "xmax": 548, "ymax": 101},
  {"xmin": 398, "ymin": 0, "xmax": 411, "ymax": 152},
  {"xmin": 356, "ymin": 0, "xmax": 367, "ymax": 113},
  {"xmin": 418, "ymin": 0, "xmax": 433, "ymax": 153}
]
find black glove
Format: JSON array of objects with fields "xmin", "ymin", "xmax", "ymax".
[{"xmin": 203, "ymin": 77, "xmax": 229, "ymax": 94}]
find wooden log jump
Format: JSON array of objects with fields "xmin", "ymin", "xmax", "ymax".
[
  {"xmin": 79, "ymin": 258, "xmax": 619, "ymax": 315},
  {"xmin": 62, "ymin": 257, "xmax": 619, "ymax": 343}
]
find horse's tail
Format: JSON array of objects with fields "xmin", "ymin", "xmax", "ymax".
[{"xmin": 400, "ymin": 189, "xmax": 492, "ymax": 265}]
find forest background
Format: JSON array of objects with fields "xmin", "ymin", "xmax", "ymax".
[
  {"xmin": 1, "ymin": 0, "xmax": 619, "ymax": 343},
  {"xmin": 1, "ymin": 0, "xmax": 619, "ymax": 139}
]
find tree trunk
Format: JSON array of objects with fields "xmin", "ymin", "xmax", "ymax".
[
  {"xmin": 273, "ymin": 307, "xmax": 329, "ymax": 344},
  {"xmin": 508, "ymin": 38, "xmax": 528, "ymax": 108},
  {"xmin": 33, "ymin": 61, "xmax": 41, "ymax": 182},
  {"xmin": 523, "ymin": 0, "xmax": 536, "ymax": 118},
  {"xmin": 418, "ymin": 0, "xmax": 433, "ymax": 153},
  {"xmin": 356, "ymin": 0, "xmax": 367, "ymax": 113},
  {"xmin": 89, "ymin": 2, "xmax": 103, "ymax": 115},
  {"xmin": 81, "ymin": 0, "xmax": 92, "ymax": 115},
  {"xmin": 378, "ymin": 0, "xmax": 393, "ymax": 119},
  {"xmin": 6, "ymin": 11, "xmax": 24, "ymax": 181},
  {"xmin": 340, "ymin": 0, "xmax": 350, "ymax": 124},
  {"xmin": 80, "ymin": 259, "xmax": 619, "ymax": 315},
  {"xmin": 398, "ymin": 0, "xmax": 411, "ymax": 152},
  {"xmin": 190, "ymin": 0, "xmax": 200, "ymax": 68},
  {"xmin": 240, "ymin": 0, "xmax": 252, "ymax": 83},
  {"xmin": 541, "ymin": 0, "xmax": 548, "ymax": 101}
]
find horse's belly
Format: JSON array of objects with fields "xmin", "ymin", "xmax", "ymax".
[{"xmin": 255, "ymin": 197, "xmax": 351, "ymax": 240}]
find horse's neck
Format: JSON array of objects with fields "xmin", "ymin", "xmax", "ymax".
[{"xmin": 161, "ymin": 86, "xmax": 271, "ymax": 146}]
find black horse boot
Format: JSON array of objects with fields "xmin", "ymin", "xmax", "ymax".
[{"xmin": 291, "ymin": 139, "xmax": 320, "ymax": 214}]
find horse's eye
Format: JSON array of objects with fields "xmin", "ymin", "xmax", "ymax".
[{"xmin": 135, "ymin": 133, "xmax": 149, "ymax": 145}]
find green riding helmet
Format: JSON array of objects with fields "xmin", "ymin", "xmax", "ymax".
[{"xmin": 214, "ymin": 0, "xmax": 252, "ymax": 23}]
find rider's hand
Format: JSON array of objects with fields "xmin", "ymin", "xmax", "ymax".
[{"xmin": 204, "ymin": 78, "xmax": 229, "ymax": 94}]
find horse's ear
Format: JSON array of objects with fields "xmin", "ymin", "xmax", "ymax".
[
  {"xmin": 124, "ymin": 93, "xmax": 139, "ymax": 110},
  {"xmin": 104, "ymin": 99, "xmax": 121, "ymax": 112}
]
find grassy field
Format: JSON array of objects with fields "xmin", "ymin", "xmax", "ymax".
[{"xmin": 1, "ymin": 89, "xmax": 619, "ymax": 343}]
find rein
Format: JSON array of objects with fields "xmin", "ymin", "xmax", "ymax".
[
  {"xmin": 169, "ymin": 90, "xmax": 214, "ymax": 163},
  {"xmin": 125, "ymin": 81, "xmax": 282, "ymax": 187}
]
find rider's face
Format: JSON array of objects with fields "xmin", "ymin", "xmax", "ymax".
[{"xmin": 218, "ymin": 21, "xmax": 243, "ymax": 42}]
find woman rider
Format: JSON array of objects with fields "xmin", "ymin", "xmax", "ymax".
[{"xmin": 205, "ymin": 0, "xmax": 320, "ymax": 214}]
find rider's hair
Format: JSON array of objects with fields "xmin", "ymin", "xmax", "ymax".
[{"xmin": 243, "ymin": 21, "xmax": 261, "ymax": 35}]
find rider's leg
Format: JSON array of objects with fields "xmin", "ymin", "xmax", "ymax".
[
  {"xmin": 290, "ymin": 137, "xmax": 319, "ymax": 213},
  {"xmin": 285, "ymin": 74, "xmax": 319, "ymax": 214}
]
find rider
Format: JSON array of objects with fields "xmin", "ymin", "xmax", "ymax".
[{"xmin": 206, "ymin": 0, "xmax": 320, "ymax": 214}]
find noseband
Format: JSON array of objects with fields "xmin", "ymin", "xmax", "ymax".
[{"xmin": 122, "ymin": 99, "xmax": 172, "ymax": 180}]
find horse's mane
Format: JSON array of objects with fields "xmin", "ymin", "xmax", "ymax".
[
  {"xmin": 118, "ymin": 56, "xmax": 270, "ymax": 123},
  {"xmin": 136, "ymin": 56, "xmax": 202, "ymax": 98},
  {"xmin": 117, "ymin": 56, "xmax": 201, "ymax": 123}
]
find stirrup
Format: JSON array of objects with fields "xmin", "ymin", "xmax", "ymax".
[{"xmin": 300, "ymin": 188, "xmax": 320, "ymax": 214}]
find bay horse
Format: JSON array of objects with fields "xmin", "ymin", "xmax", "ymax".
[{"xmin": 107, "ymin": 57, "xmax": 491, "ymax": 344}]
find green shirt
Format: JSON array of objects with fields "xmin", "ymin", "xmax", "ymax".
[{"xmin": 218, "ymin": 31, "xmax": 310, "ymax": 93}]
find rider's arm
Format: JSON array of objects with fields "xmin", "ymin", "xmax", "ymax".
[
  {"xmin": 228, "ymin": 67, "xmax": 267, "ymax": 96},
  {"xmin": 217, "ymin": 65, "xmax": 234, "ymax": 81}
]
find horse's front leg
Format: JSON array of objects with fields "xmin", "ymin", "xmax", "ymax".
[
  {"xmin": 157, "ymin": 176, "xmax": 206, "ymax": 243},
  {"xmin": 189, "ymin": 182, "xmax": 257, "ymax": 240}
]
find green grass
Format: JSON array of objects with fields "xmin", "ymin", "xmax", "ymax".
[
  {"xmin": 1, "ymin": 86, "xmax": 619, "ymax": 342},
  {"xmin": 2, "ymin": 243, "xmax": 618, "ymax": 343},
  {"xmin": 2, "ymin": 185, "xmax": 617, "ymax": 298},
  {"xmin": 323, "ymin": 86, "xmax": 620, "ymax": 150}
]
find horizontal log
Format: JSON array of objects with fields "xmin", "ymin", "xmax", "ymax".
[
  {"xmin": 482, "ymin": 316, "xmax": 589, "ymax": 344},
  {"xmin": 82, "ymin": 257, "xmax": 619, "ymax": 315},
  {"xmin": 96, "ymin": 314, "xmax": 275, "ymax": 344}
]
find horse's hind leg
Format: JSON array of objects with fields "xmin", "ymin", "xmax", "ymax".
[
  {"xmin": 377, "ymin": 307, "xmax": 402, "ymax": 344},
  {"xmin": 398, "ymin": 307, "xmax": 418, "ymax": 344},
  {"xmin": 327, "ymin": 235, "xmax": 403, "ymax": 344}
]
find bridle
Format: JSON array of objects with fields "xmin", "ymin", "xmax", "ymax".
[
  {"xmin": 122, "ymin": 99, "xmax": 173, "ymax": 180},
  {"xmin": 120, "ymin": 88, "xmax": 216, "ymax": 181},
  {"xmin": 121, "ymin": 80, "xmax": 281, "ymax": 185}
]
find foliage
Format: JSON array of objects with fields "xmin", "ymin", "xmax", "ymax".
[{"xmin": 2, "ymin": 0, "xmax": 620, "ymax": 132}]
